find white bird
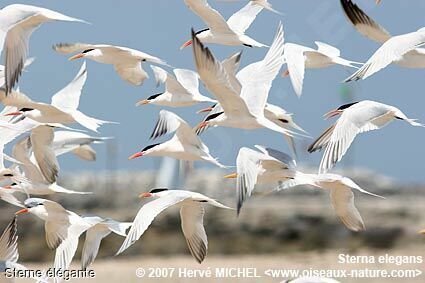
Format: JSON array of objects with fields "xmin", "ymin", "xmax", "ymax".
[
  {"xmin": 197, "ymin": 102, "xmax": 307, "ymax": 158},
  {"xmin": 341, "ymin": 0, "xmax": 425, "ymax": 72},
  {"xmin": 81, "ymin": 216, "xmax": 131, "ymax": 270},
  {"xmin": 224, "ymin": 145, "xmax": 297, "ymax": 214},
  {"xmin": 282, "ymin": 42, "xmax": 361, "ymax": 97},
  {"xmin": 0, "ymin": 4, "xmax": 86, "ymax": 94},
  {"xmin": 128, "ymin": 110, "xmax": 226, "ymax": 168},
  {"xmin": 181, "ymin": 0, "xmax": 268, "ymax": 49},
  {"xmin": 1, "ymin": 62, "xmax": 113, "ymax": 132},
  {"xmin": 53, "ymin": 43, "xmax": 168, "ymax": 86},
  {"xmin": 344, "ymin": 27, "xmax": 425, "ymax": 81},
  {"xmin": 15, "ymin": 198, "xmax": 97, "ymax": 276},
  {"xmin": 341, "ymin": 0, "xmax": 425, "ymax": 76},
  {"xmin": 52, "ymin": 131, "xmax": 111, "ymax": 161},
  {"xmin": 116, "ymin": 188, "xmax": 232, "ymax": 263},
  {"xmin": 0, "ymin": 216, "xmax": 31, "ymax": 283},
  {"xmin": 308, "ymin": 100, "xmax": 424, "ymax": 174},
  {"xmin": 276, "ymin": 172, "xmax": 383, "ymax": 232},
  {"xmin": 10, "ymin": 134, "xmax": 92, "ymax": 195},
  {"xmin": 194, "ymin": 23, "xmax": 295, "ymax": 137},
  {"xmin": 136, "ymin": 66, "xmax": 215, "ymax": 107}
]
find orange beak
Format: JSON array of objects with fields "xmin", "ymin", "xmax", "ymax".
[
  {"xmin": 197, "ymin": 121, "xmax": 209, "ymax": 130},
  {"xmin": 128, "ymin": 152, "xmax": 144, "ymax": 160},
  {"xmin": 139, "ymin": 192, "xmax": 153, "ymax": 198},
  {"xmin": 224, "ymin": 173, "xmax": 237, "ymax": 179},
  {"xmin": 68, "ymin": 53, "xmax": 85, "ymax": 61},
  {"xmin": 2, "ymin": 185, "xmax": 12, "ymax": 189},
  {"xmin": 180, "ymin": 39, "xmax": 193, "ymax": 50},
  {"xmin": 196, "ymin": 107, "xmax": 214, "ymax": 114},
  {"xmin": 323, "ymin": 109, "xmax": 342, "ymax": 120},
  {"xmin": 15, "ymin": 208, "xmax": 28, "ymax": 215},
  {"xmin": 281, "ymin": 69, "xmax": 290, "ymax": 78},
  {"xmin": 136, "ymin": 99, "xmax": 150, "ymax": 106},
  {"xmin": 4, "ymin": 111, "xmax": 23, "ymax": 116}
]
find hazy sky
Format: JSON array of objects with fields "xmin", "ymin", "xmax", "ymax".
[{"xmin": 3, "ymin": 0, "xmax": 425, "ymax": 183}]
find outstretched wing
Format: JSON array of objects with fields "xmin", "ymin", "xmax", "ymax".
[{"xmin": 180, "ymin": 202, "xmax": 208, "ymax": 264}]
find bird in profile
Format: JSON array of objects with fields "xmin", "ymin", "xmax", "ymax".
[
  {"xmin": 1, "ymin": 62, "xmax": 114, "ymax": 133},
  {"xmin": 53, "ymin": 43, "xmax": 168, "ymax": 86},
  {"xmin": 136, "ymin": 66, "xmax": 215, "ymax": 107},
  {"xmin": 308, "ymin": 100, "xmax": 423, "ymax": 174},
  {"xmin": 0, "ymin": 4, "xmax": 87, "ymax": 94},
  {"xmin": 282, "ymin": 42, "xmax": 361, "ymax": 97},
  {"xmin": 181, "ymin": 0, "xmax": 269, "ymax": 49},
  {"xmin": 116, "ymin": 188, "xmax": 232, "ymax": 263},
  {"xmin": 129, "ymin": 110, "xmax": 226, "ymax": 168}
]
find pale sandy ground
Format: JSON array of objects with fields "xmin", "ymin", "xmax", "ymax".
[{"xmin": 14, "ymin": 248, "xmax": 424, "ymax": 283}]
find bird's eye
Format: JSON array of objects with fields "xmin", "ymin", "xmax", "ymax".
[{"xmin": 82, "ymin": 48, "xmax": 95, "ymax": 54}]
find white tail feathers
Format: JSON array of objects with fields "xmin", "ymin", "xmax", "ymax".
[{"xmin": 72, "ymin": 111, "xmax": 117, "ymax": 132}]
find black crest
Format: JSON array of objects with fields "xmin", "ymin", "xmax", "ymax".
[
  {"xmin": 149, "ymin": 188, "xmax": 169, "ymax": 194},
  {"xmin": 82, "ymin": 48, "xmax": 95, "ymax": 54},
  {"xmin": 19, "ymin": 108, "xmax": 34, "ymax": 112},
  {"xmin": 206, "ymin": 111, "xmax": 224, "ymax": 122},
  {"xmin": 147, "ymin": 93, "xmax": 163, "ymax": 100},
  {"xmin": 195, "ymin": 28, "xmax": 210, "ymax": 35},
  {"xmin": 141, "ymin": 143, "xmax": 161, "ymax": 152},
  {"xmin": 337, "ymin": 102, "xmax": 359, "ymax": 111}
]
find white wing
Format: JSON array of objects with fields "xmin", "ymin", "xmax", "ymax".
[
  {"xmin": 192, "ymin": 30, "xmax": 252, "ymax": 117},
  {"xmin": 227, "ymin": 2, "xmax": 263, "ymax": 34},
  {"xmin": 330, "ymin": 186, "xmax": 365, "ymax": 231},
  {"xmin": 31, "ymin": 125, "xmax": 58, "ymax": 184},
  {"xmin": 0, "ymin": 4, "xmax": 85, "ymax": 93},
  {"xmin": 51, "ymin": 62, "xmax": 86, "ymax": 111},
  {"xmin": 12, "ymin": 136, "xmax": 47, "ymax": 184},
  {"xmin": 0, "ymin": 216, "xmax": 18, "ymax": 263},
  {"xmin": 116, "ymin": 193, "xmax": 189, "ymax": 255},
  {"xmin": 184, "ymin": 0, "xmax": 235, "ymax": 35},
  {"xmin": 221, "ymin": 52, "xmax": 243, "ymax": 93},
  {"xmin": 151, "ymin": 66, "xmax": 187, "ymax": 94},
  {"xmin": 151, "ymin": 65, "xmax": 168, "ymax": 86},
  {"xmin": 54, "ymin": 218, "xmax": 92, "ymax": 273},
  {"xmin": 284, "ymin": 43, "xmax": 307, "ymax": 97},
  {"xmin": 173, "ymin": 69, "xmax": 200, "ymax": 95},
  {"xmin": 236, "ymin": 147, "xmax": 263, "ymax": 214},
  {"xmin": 150, "ymin": 110, "xmax": 208, "ymax": 151},
  {"xmin": 315, "ymin": 41, "xmax": 341, "ymax": 57},
  {"xmin": 41, "ymin": 200, "xmax": 71, "ymax": 249},
  {"xmin": 340, "ymin": 0, "xmax": 391, "ymax": 43},
  {"xmin": 180, "ymin": 202, "xmax": 208, "ymax": 263},
  {"xmin": 238, "ymin": 23, "xmax": 284, "ymax": 116},
  {"xmin": 345, "ymin": 28, "xmax": 425, "ymax": 81},
  {"xmin": 81, "ymin": 223, "xmax": 111, "ymax": 270},
  {"xmin": 310, "ymin": 102, "xmax": 393, "ymax": 173}
]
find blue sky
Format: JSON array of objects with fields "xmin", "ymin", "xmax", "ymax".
[{"xmin": 3, "ymin": 0, "xmax": 425, "ymax": 183}]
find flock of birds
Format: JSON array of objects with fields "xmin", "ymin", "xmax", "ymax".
[{"xmin": 0, "ymin": 0, "xmax": 424, "ymax": 282}]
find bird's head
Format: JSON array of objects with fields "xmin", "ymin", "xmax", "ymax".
[
  {"xmin": 135, "ymin": 93, "xmax": 163, "ymax": 106},
  {"xmin": 69, "ymin": 48, "xmax": 101, "ymax": 61},
  {"xmin": 180, "ymin": 28, "xmax": 210, "ymax": 49},
  {"xmin": 138, "ymin": 188, "xmax": 169, "ymax": 198},
  {"xmin": 2, "ymin": 182, "xmax": 18, "ymax": 190},
  {"xmin": 128, "ymin": 143, "xmax": 162, "ymax": 160},
  {"xmin": 3, "ymin": 107, "xmax": 34, "ymax": 117},
  {"xmin": 16, "ymin": 198, "xmax": 47, "ymax": 216},
  {"xmin": 323, "ymin": 102, "xmax": 359, "ymax": 119}
]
